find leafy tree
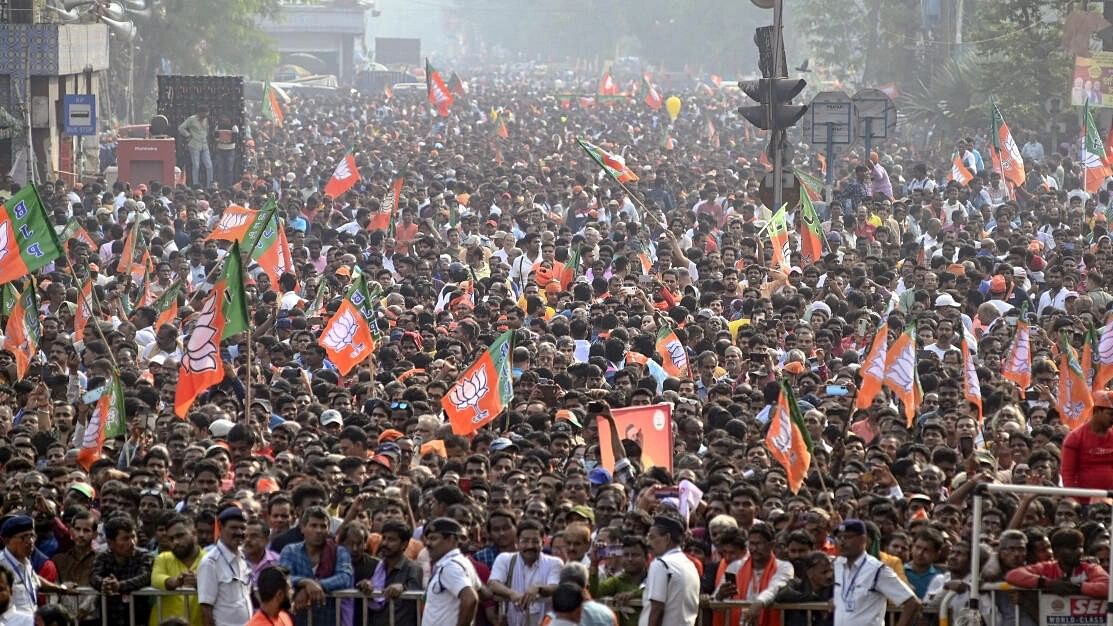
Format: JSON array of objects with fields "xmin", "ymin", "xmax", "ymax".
[
  {"xmin": 967, "ymin": 0, "xmax": 1070, "ymax": 135},
  {"xmin": 110, "ymin": 0, "xmax": 281, "ymax": 119}
]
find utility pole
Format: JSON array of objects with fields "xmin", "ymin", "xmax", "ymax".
[{"xmin": 740, "ymin": 0, "xmax": 807, "ymax": 211}]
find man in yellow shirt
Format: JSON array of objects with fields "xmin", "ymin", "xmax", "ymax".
[{"xmin": 150, "ymin": 513, "xmax": 206, "ymax": 626}]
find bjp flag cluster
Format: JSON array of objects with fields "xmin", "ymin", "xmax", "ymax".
[
  {"xmin": 368, "ymin": 177, "xmax": 404, "ymax": 233},
  {"xmin": 442, "ymin": 331, "xmax": 514, "ymax": 435},
  {"xmin": 855, "ymin": 322, "xmax": 890, "ymax": 411},
  {"xmin": 1003, "ymin": 315, "xmax": 1032, "ymax": 396},
  {"xmin": 883, "ymin": 327, "xmax": 920, "ymax": 427}
]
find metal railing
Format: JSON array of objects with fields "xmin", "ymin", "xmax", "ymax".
[{"xmin": 57, "ymin": 587, "xmax": 942, "ymax": 626}]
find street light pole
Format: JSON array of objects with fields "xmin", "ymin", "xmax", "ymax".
[{"xmin": 772, "ymin": 0, "xmax": 785, "ymax": 211}]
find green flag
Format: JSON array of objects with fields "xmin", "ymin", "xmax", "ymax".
[
  {"xmin": 0, "ymin": 185, "xmax": 63, "ymax": 285},
  {"xmin": 220, "ymin": 241, "xmax": 250, "ymax": 339}
]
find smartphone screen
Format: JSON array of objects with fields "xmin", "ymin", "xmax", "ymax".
[
  {"xmin": 825, "ymin": 385, "xmax": 849, "ymax": 397},
  {"xmin": 959, "ymin": 436, "xmax": 974, "ymax": 458}
]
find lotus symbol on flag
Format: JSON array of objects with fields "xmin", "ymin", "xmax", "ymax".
[
  {"xmin": 0, "ymin": 222, "xmax": 10, "ymax": 263},
  {"xmin": 771, "ymin": 408, "xmax": 792, "ymax": 454},
  {"xmin": 448, "ymin": 367, "xmax": 491, "ymax": 424},
  {"xmin": 1100, "ymin": 326, "xmax": 1113, "ymax": 364},
  {"xmin": 665, "ymin": 339, "xmax": 687, "ymax": 370},
  {"xmin": 1082, "ymin": 149, "xmax": 1104, "ymax": 169},
  {"xmin": 322, "ymin": 309, "xmax": 365, "ymax": 357},
  {"xmin": 216, "ymin": 212, "xmax": 248, "ymax": 232},
  {"xmin": 335, "ymin": 160, "xmax": 352, "ymax": 180},
  {"xmin": 81, "ymin": 412, "xmax": 101, "ymax": 447},
  {"xmin": 182, "ymin": 293, "xmax": 219, "ymax": 373}
]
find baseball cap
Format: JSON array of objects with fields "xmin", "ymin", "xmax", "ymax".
[
  {"xmin": 209, "ymin": 419, "xmax": 235, "ymax": 438},
  {"xmin": 836, "ymin": 519, "xmax": 867, "ymax": 535},
  {"xmin": 568, "ymin": 505, "xmax": 595, "ymax": 525},
  {"xmin": 69, "ymin": 483, "xmax": 96, "ymax": 500},
  {"xmin": 369, "ymin": 454, "xmax": 393, "ymax": 471},
  {"xmin": 588, "ymin": 467, "xmax": 612, "ymax": 486},
  {"xmin": 489, "ymin": 437, "xmax": 519, "ymax": 453},
  {"xmin": 320, "ymin": 410, "xmax": 343, "ymax": 427},
  {"xmin": 934, "ymin": 294, "xmax": 960, "ymax": 308}
]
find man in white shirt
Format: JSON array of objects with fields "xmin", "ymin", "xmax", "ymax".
[
  {"xmin": 1036, "ymin": 265, "xmax": 1070, "ymax": 316},
  {"xmin": 509, "ymin": 233, "xmax": 542, "ymax": 285},
  {"xmin": 0, "ymin": 566, "xmax": 32, "ymax": 626},
  {"xmin": 639, "ymin": 515, "xmax": 699, "ymax": 626},
  {"xmin": 488, "ymin": 519, "xmax": 562, "ymax": 626},
  {"xmin": 197, "ymin": 507, "xmax": 253, "ymax": 626},
  {"xmin": 832, "ymin": 519, "xmax": 919, "ymax": 626},
  {"xmin": 422, "ymin": 517, "xmax": 480, "ymax": 626}
]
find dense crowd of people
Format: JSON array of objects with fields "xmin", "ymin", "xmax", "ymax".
[{"xmin": 0, "ymin": 65, "xmax": 1110, "ymax": 626}]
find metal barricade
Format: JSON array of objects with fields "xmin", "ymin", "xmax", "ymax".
[
  {"xmin": 60, "ymin": 587, "xmax": 948, "ymax": 626},
  {"xmin": 61, "ymin": 588, "xmax": 426, "ymax": 626}
]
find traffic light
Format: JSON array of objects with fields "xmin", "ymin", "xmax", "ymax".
[{"xmin": 737, "ymin": 78, "xmax": 808, "ymax": 131}]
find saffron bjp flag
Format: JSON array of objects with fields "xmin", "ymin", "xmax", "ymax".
[
  {"xmin": 598, "ymin": 69, "xmax": 619, "ymax": 96},
  {"xmin": 244, "ymin": 202, "xmax": 294, "ymax": 287},
  {"xmin": 442, "ymin": 331, "xmax": 514, "ymax": 435},
  {"xmin": 74, "ymin": 281, "xmax": 93, "ymax": 342},
  {"xmin": 990, "ymin": 101, "xmax": 1025, "ymax": 186},
  {"xmin": 855, "ymin": 322, "xmax": 890, "ymax": 411},
  {"xmin": 1095, "ymin": 320, "xmax": 1113, "ymax": 391},
  {"xmin": 262, "ymin": 81, "xmax": 284, "ymax": 127},
  {"xmin": 153, "ymin": 281, "xmax": 182, "ymax": 330},
  {"xmin": 1058, "ymin": 333, "xmax": 1094, "ymax": 431},
  {"xmin": 767, "ymin": 205, "xmax": 792, "ymax": 272},
  {"xmin": 60, "ymin": 219, "xmax": 96, "ymax": 255},
  {"xmin": 206, "ymin": 205, "xmax": 259, "ymax": 242},
  {"xmin": 1082, "ymin": 100, "xmax": 1112, "ymax": 193},
  {"xmin": 3, "ymin": 281, "xmax": 39, "ymax": 380},
  {"xmin": 883, "ymin": 327, "xmax": 920, "ymax": 427},
  {"xmin": 577, "ymin": 138, "xmax": 639, "ymax": 183},
  {"xmin": 560, "ymin": 246, "xmax": 582, "ymax": 290},
  {"xmin": 596, "ymin": 403, "xmax": 674, "ymax": 473},
  {"xmin": 798, "ymin": 192, "xmax": 827, "ymax": 264},
  {"xmin": 76, "ymin": 373, "xmax": 125, "ymax": 470},
  {"xmin": 642, "ymin": 74, "xmax": 662, "ymax": 111},
  {"xmin": 961, "ymin": 336, "xmax": 983, "ymax": 423},
  {"xmin": 0, "ymin": 185, "xmax": 62, "ymax": 285},
  {"xmin": 768, "ymin": 379, "xmax": 813, "ymax": 494},
  {"xmin": 426, "ymin": 59, "xmax": 454, "ymax": 117},
  {"xmin": 318, "ymin": 297, "xmax": 375, "ymax": 376},
  {"xmin": 1003, "ymin": 316, "xmax": 1032, "ymax": 397},
  {"xmin": 656, "ymin": 326, "xmax": 690, "ymax": 378},
  {"xmin": 324, "ymin": 152, "xmax": 361, "ymax": 199},
  {"xmin": 174, "ymin": 242, "xmax": 248, "ymax": 417},
  {"xmin": 949, "ymin": 154, "xmax": 974, "ymax": 186}
]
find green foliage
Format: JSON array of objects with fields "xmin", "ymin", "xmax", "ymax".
[
  {"xmin": 114, "ymin": 0, "xmax": 282, "ymax": 119},
  {"xmin": 897, "ymin": 53, "xmax": 983, "ymax": 139},
  {"xmin": 968, "ymin": 0, "xmax": 1071, "ymax": 133}
]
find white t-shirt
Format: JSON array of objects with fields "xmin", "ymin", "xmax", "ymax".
[
  {"xmin": 0, "ymin": 609, "xmax": 33, "ymax": 626},
  {"xmin": 832, "ymin": 553, "xmax": 914, "ymax": 626},
  {"xmin": 423, "ymin": 549, "xmax": 480, "ymax": 626},
  {"xmin": 638, "ymin": 547, "xmax": 700, "ymax": 626},
  {"xmin": 490, "ymin": 551, "xmax": 563, "ymax": 626}
]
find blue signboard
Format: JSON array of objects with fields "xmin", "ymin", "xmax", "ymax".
[{"xmin": 63, "ymin": 94, "xmax": 96, "ymax": 136}]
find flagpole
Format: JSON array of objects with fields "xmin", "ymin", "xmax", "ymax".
[{"xmin": 243, "ymin": 310, "xmax": 253, "ymax": 425}]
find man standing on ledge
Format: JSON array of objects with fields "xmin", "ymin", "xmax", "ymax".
[
  {"xmin": 640, "ymin": 514, "xmax": 700, "ymax": 626},
  {"xmin": 178, "ymin": 105, "xmax": 212, "ymax": 187}
]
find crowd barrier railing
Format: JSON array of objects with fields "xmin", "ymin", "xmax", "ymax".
[{"xmin": 56, "ymin": 587, "xmax": 948, "ymax": 626}]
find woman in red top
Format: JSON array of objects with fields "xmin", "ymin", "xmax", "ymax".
[{"xmin": 1061, "ymin": 390, "xmax": 1113, "ymax": 492}]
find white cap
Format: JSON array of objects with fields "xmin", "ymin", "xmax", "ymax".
[
  {"xmin": 209, "ymin": 419, "xmax": 235, "ymax": 438},
  {"xmin": 934, "ymin": 294, "xmax": 960, "ymax": 308}
]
